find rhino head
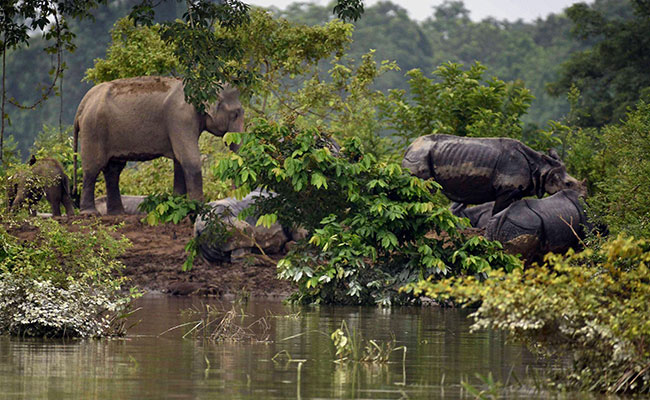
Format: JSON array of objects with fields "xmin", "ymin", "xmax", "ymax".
[
  {"xmin": 542, "ymin": 164, "xmax": 587, "ymax": 198},
  {"xmin": 401, "ymin": 136, "xmax": 433, "ymax": 179}
]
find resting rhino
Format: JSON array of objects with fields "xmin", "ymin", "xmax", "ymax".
[
  {"xmin": 402, "ymin": 134, "xmax": 585, "ymax": 215},
  {"xmin": 95, "ymin": 195, "xmax": 147, "ymax": 215},
  {"xmin": 9, "ymin": 157, "xmax": 75, "ymax": 216},
  {"xmin": 194, "ymin": 189, "xmax": 305, "ymax": 263},
  {"xmin": 485, "ymin": 189, "xmax": 591, "ymax": 262},
  {"xmin": 73, "ymin": 76, "xmax": 244, "ymax": 215},
  {"xmin": 450, "ymin": 202, "xmax": 493, "ymax": 229}
]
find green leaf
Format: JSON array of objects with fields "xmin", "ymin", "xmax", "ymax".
[{"xmin": 311, "ymin": 172, "xmax": 328, "ymax": 189}]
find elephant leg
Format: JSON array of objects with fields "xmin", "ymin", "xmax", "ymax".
[
  {"xmin": 173, "ymin": 159, "xmax": 187, "ymax": 196},
  {"xmin": 172, "ymin": 141, "xmax": 203, "ymax": 202},
  {"xmin": 80, "ymin": 164, "xmax": 102, "ymax": 214},
  {"xmin": 45, "ymin": 186, "xmax": 62, "ymax": 216},
  {"xmin": 61, "ymin": 187, "xmax": 75, "ymax": 216},
  {"xmin": 103, "ymin": 160, "xmax": 126, "ymax": 215}
]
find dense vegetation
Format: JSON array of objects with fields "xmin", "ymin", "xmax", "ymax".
[
  {"xmin": 1, "ymin": 0, "xmax": 650, "ymax": 394},
  {"xmin": 1, "ymin": 0, "xmax": 638, "ymax": 158}
]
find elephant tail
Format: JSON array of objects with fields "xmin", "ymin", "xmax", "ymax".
[{"xmin": 73, "ymin": 114, "xmax": 79, "ymax": 200}]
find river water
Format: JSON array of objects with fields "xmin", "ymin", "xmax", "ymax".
[{"xmin": 0, "ymin": 294, "xmax": 580, "ymax": 399}]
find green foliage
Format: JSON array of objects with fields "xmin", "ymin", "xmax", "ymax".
[
  {"xmin": 380, "ymin": 62, "xmax": 533, "ymax": 149},
  {"xmin": 410, "ymin": 235, "xmax": 650, "ymax": 394},
  {"xmin": 30, "ymin": 125, "xmax": 79, "ymax": 184},
  {"xmin": 590, "ymin": 101, "xmax": 650, "ymax": 237},
  {"xmin": 0, "ymin": 217, "xmax": 137, "ymax": 337},
  {"xmin": 215, "ymin": 120, "xmax": 521, "ymax": 305},
  {"xmin": 118, "ymin": 134, "xmax": 231, "ymax": 201},
  {"xmin": 548, "ymin": 0, "xmax": 650, "ymax": 127},
  {"xmin": 138, "ymin": 193, "xmax": 203, "ymax": 226},
  {"xmin": 213, "ymin": 9, "xmax": 396, "ymax": 159},
  {"xmin": 290, "ymin": 51, "xmax": 399, "ymax": 160},
  {"xmin": 84, "ymin": 17, "xmax": 179, "ymax": 84}
]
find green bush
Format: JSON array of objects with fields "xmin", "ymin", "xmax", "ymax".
[
  {"xmin": 379, "ymin": 62, "xmax": 533, "ymax": 149},
  {"xmin": 0, "ymin": 218, "xmax": 137, "ymax": 337},
  {"xmin": 214, "ymin": 119, "xmax": 521, "ymax": 305},
  {"xmin": 409, "ymin": 235, "xmax": 650, "ymax": 394},
  {"xmin": 590, "ymin": 101, "xmax": 650, "ymax": 237},
  {"xmin": 138, "ymin": 193, "xmax": 204, "ymax": 226}
]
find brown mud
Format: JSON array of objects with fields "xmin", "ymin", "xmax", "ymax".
[{"xmin": 6, "ymin": 215, "xmax": 292, "ymax": 299}]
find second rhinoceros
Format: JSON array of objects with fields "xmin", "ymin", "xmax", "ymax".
[
  {"xmin": 402, "ymin": 134, "xmax": 585, "ymax": 215},
  {"xmin": 485, "ymin": 189, "xmax": 591, "ymax": 262},
  {"xmin": 194, "ymin": 189, "xmax": 305, "ymax": 263},
  {"xmin": 450, "ymin": 202, "xmax": 493, "ymax": 229}
]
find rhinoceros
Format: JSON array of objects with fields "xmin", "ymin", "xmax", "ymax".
[
  {"xmin": 402, "ymin": 134, "xmax": 585, "ymax": 215},
  {"xmin": 73, "ymin": 76, "xmax": 244, "ymax": 215},
  {"xmin": 485, "ymin": 189, "xmax": 592, "ymax": 262},
  {"xmin": 95, "ymin": 195, "xmax": 147, "ymax": 215},
  {"xmin": 450, "ymin": 202, "xmax": 493, "ymax": 229},
  {"xmin": 194, "ymin": 189, "xmax": 305, "ymax": 263}
]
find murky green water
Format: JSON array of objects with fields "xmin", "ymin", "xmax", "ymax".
[{"xmin": 1, "ymin": 294, "xmax": 572, "ymax": 399}]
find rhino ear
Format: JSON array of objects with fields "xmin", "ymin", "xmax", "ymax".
[{"xmin": 547, "ymin": 148, "xmax": 560, "ymax": 160}]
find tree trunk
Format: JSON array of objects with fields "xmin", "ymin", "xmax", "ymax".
[{"xmin": 1, "ymin": 38, "xmax": 6, "ymax": 166}]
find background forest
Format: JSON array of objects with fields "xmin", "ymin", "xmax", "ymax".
[{"xmin": 3, "ymin": 0, "xmax": 634, "ymax": 158}]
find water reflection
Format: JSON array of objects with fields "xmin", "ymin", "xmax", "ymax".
[{"xmin": 0, "ymin": 294, "xmax": 577, "ymax": 399}]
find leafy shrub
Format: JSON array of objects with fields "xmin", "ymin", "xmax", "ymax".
[
  {"xmin": 590, "ymin": 101, "xmax": 650, "ymax": 237},
  {"xmin": 0, "ymin": 273, "xmax": 132, "ymax": 338},
  {"xmin": 409, "ymin": 235, "xmax": 650, "ymax": 394},
  {"xmin": 215, "ymin": 119, "xmax": 521, "ymax": 305},
  {"xmin": 0, "ymin": 218, "xmax": 137, "ymax": 337},
  {"xmin": 138, "ymin": 193, "xmax": 204, "ymax": 226},
  {"xmin": 379, "ymin": 62, "xmax": 533, "ymax": 149}
]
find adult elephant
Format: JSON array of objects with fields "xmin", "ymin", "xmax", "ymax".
[{"xmin": 73, "ymin": 76, "xmax": 244, "ymax": 214}]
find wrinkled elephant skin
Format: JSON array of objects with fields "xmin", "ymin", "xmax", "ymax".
[
  {"xmin": 194, "ymin": 189, "xmax": 304, "ymax": 263},
  {"xmin": 74, "ymin": 76, "xmax": 244, "ymax": 215}
]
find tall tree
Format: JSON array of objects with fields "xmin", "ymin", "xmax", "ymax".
[
  {"xmin": 547, "ymin": 0, "xmax": 649, "ymax": 127},
  {"xmin": 0, "ymin": 0, "xmax": 365, "ymax": 163}
]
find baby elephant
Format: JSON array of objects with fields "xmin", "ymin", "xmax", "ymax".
[
  {"xmin": 8, "ymin": 157, "xmax": 75, "ymax": 216},
  {"xmin": 485, "ymin": 189, "xmax": 590, "ymax": 262}
]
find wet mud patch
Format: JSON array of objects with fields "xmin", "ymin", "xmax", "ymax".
[{"xmin": 5, "ymin": 215, "xmax": 292, "ymax": 299}]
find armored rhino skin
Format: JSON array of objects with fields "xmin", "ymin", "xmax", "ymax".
[
  {"xmin": 95, "ymin": 195, "xmax": 147, "ymax": 215},
  {"xmin": 402, "ymin": 134, "xmax": 585, "ymax": 215},
  {"xmin": 485, "ymin": 189, "xmax": 590, "ymax": 261},
  {"xmin": 194, "ymin": 189, "xmax": 290, "ymax": 263},
  {"xmin": 73, "ymin": 76, "xmax": 244, "ymax": 215},
  {"xmin": 450, "ymin": 202, "xmax": 494, "ymax": 229}
]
